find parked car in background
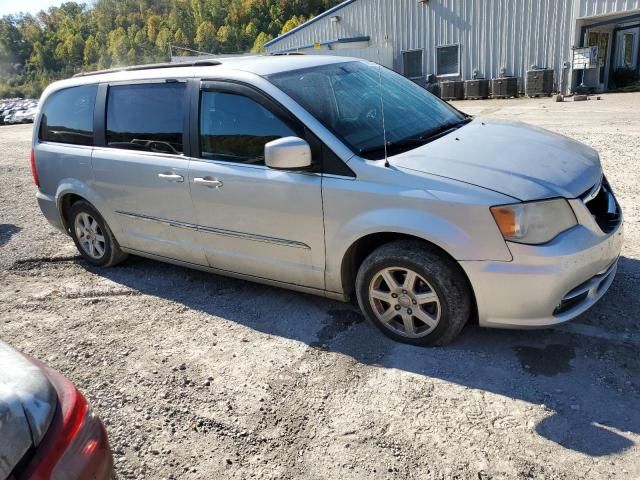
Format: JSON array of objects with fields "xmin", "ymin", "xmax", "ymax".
[
  {"xmin": 4, "ymin": 111, "xmax": 20, "ymax": 124},
  {"xmin": 22, "ymin": 107, "xmax": 38, "ymax": 123},
  {"xmin": 31, "ymin": 56, "xmax": 623, "ymax": 346},
  {"xmin": 11, "ymin": 108, "xmax": 36, "ymax": 124},
  {"xmin": 1, "ymin": 109, "xmax": 16, "ymax": 124},
  {"xmin": 6, "ymin": 111, "xmax": 25, "ymax": 124},
  {"xmin": 0, "ymin": 340, "xmax": 113, "ymax": 480},
  {"xmin": 0, "ymin": 98, "xmax": 38, "ymax": 125}
]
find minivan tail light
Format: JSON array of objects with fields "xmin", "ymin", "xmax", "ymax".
[{"xmin": 30, "ymin": 148, "xmax": 40, "ymax": 188}]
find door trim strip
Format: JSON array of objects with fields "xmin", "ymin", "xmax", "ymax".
[{"xmin": 115, "ymin": 211, "xmax": 310, "ymax": 249}]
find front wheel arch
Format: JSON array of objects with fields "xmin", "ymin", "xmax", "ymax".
[{"xmin": 339, "ymin": 233, "xmax": 476, "ymax": 315}]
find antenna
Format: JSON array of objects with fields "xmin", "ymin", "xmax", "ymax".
[{"xmin": 376, "ymin": 55, "xmax": 390, "ymax": 168}]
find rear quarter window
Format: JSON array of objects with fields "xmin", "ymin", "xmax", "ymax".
[{"xmin": 39, "ymin": 85, "xmax": 97, "ymax": 146}]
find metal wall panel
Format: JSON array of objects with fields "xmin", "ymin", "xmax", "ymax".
[
  {"xmin": 266, "ymin": 0, "xmax": 640, "ymax": 90},
  {"xmin": 577, "ymin": 0, "xmax": 640, "ymax": 18}
]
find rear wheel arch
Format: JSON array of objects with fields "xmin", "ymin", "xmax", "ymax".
[
  {"xmin": 59, "ymin": 193, "xmax": 87, "ymax": 232},
  {"xmin": 57, "ymin": 189, "xmax": 113, "ymax": 235}
]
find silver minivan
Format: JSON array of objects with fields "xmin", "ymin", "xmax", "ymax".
[{"xmin": 32, "ymin": 56, "xmax": 623, "ymax": 346}]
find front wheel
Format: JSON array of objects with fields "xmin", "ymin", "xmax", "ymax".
[{"xmin": 355, "ymin": 240, "xmax": 471, "ymax": 346}]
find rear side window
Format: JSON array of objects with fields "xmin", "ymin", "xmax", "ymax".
[
  {"xmin": 200, "ymin": 91, "xmax": 296, "ymax": 165},
  {"xmin": 39, "ymin": 85, "xmax": 97, "ymax": 146},
  {"xmin": 106, "ymin": 83, "xmax": 186, "ymax": 154}
]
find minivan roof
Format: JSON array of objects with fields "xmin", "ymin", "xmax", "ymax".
[{"xmin": 50, "ymin": 55, "xmax": 357, "ymax": 92}]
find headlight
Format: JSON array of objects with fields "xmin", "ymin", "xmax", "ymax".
[{"xmin": 490, "ymin": 198, "xmax": 577, "ymax": 245}]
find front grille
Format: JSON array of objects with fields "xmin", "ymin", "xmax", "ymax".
[{"xmin": 581, "ymin": 176, "xmax": 621, "ymax": 234}]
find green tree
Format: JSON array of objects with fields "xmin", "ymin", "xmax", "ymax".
[
  {"xmin": 195, "ymin": 21, "xmax": 216, "ymax": 53},
  {"xmin": 170, "ymin": 1, "xmax": 195, "ymax": 47},
  {"xmin": 281, "ymin": 15, "xmax": 305, "ymax": 34},
  {"xmin": 244, "ymin": 21, "xmax": 258, "ymax": 47},
  {"xmin": 155, "ymin": 27, "xmax": 172, "ymax": 53},
  {"xmin": 0, "ymin": 16, "xmax": 32, "ymax": 65},
  {"xmin": 173, "ymin": 28, "xmax": 189, "ymax": 50},
  {"xmin": 83, "ymin": 34, "xmax": 100, "ymax": 65},
  {"xmin": 0, "ymin": 0, "xmax": 344, "ymax": 98},
  {"xmin": 216, "ymin": 24, "xmax": 241, "ymax": 53},
  {"xmin": 127, "ymin": 47, "xmax": 137, "ymax": 65},
  {"xmin": 108, "ymin": 27, "xmax": 128, "ymax": 65},
  {"xmin": 251, "ymin": 31, "xmax": 273, "ymax": 53},
  {"xmin": 146, "ymin": 15, "xmax": 162, "ymax": 43},
  {"xmin": 191, "ymin": 0, "xmax": 205, "ymax": 27}
]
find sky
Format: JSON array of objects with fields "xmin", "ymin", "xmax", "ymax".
[{"xmin": 0, "ymin": 0, "xmax": 78, "ymax": 16}]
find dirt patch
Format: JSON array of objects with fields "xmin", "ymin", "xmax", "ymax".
[{"xmin": 513, "ymin": 344, "xmax": 576, "ymax": 377}]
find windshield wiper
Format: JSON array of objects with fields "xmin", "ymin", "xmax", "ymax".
[
  {"xmin": 417, "ymin": 117, "xmax": 473, "ymax": 143},
  {"xmin": 358, "ymin": 137, "xmax": 428, "ymax": 157},
  {"xmin": 359, "ymin": 117, "xmax": 472, "ymax": 158}
]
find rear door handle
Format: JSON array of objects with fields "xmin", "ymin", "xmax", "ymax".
[
  {"xmin": 158, "ymin": 173, "xmax": 184, "ymax": 182},
  {"xmin": 194, "ymin": 177, "xmax": 223, "ymax": 189}
]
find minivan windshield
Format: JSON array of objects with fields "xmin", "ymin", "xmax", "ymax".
[{"xmin": 269, "ymin": 61, "xmax": 467, "ymax": 160}]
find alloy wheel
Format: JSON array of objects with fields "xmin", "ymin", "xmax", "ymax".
[
  {"xmin": 368, "ymin": 267, "xmax": 441, "ymax": 338},
  {"xmin": 74, "ymin": 212, "xmax": 106, "ymax": 260}
]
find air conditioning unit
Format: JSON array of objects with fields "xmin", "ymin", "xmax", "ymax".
[
  {"xmin": 526, "ymin": 69, "xmax": 554, "ymax": 97},
  {"xmin": 491, "ymin": 77, "xmax": 518, "ymax": 98},
  {"xmin": 464, "ymin": 79, "xmax": 490, "ymax": 99},
  {"xmin": 440, "ymin": 80, "xmax": 464, "ymax": 100}
]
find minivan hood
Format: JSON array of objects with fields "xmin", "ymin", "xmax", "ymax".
[{"xmin": 391, "ymin": 118, "xmax": 601, "ymax": 201}]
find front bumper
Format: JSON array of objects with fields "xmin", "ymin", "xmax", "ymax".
[{"xmin": 460, "ymin": 204, "xmax": 623, "ymax": 329}]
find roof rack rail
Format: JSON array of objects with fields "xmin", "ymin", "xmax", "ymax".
[
  {"xmin": 270, "ymin": 52, "xmax": 306, "ymax": 56},
  {"xmin": 72, "ymin": 60, "xmax": 222, "ymax": 78}
]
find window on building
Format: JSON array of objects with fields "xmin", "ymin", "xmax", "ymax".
[
  {"xmin": 587, "ymin": 31, "xmax": 608, "ymax": 63},
  {"xmin": 436, "ymin": 44, "xmax": 460, "ymax": 76},
  {"xmin": 623, "ymin": 33, "xmax": 634, "ymax": 67},
  {"xmin": 106, "ymin": 82, "xmax": 186, "ymax": 154},
  {"xmin": 402, "ymin": 50, "xmax": 423, "ymax": 78},
  {"xmin": 200, "ymin": 91, "xmax": 297, "ymax": 165},
  {"xmin": 39, "ymin": 85, "xmax": 97, "ymax": 146}
]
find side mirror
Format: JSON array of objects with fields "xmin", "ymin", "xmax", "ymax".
[{"xmin": 265, "ymin": 136, "xmax": 312, "ymax": 170}]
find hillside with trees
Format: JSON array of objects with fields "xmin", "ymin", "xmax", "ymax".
[{"xmin": 0, "ymin": 0, "xmax": 341, "ymax": 98}]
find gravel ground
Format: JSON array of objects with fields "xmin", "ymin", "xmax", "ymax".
[{"xmin": 1, "ymin": 93, "xmax": 639, "ymax": 480}]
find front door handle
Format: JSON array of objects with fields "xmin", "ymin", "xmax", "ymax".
[
  {"xmin": 158, "ymin": 173, "xmax": 184, "ymax": 182},
  {"xmin": 194, "ymin": 177, "xmax": 223, "ymax": 189}
]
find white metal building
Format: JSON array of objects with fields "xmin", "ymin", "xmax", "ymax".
[{"xmin": 264, "ymin": 0, "xmax": 640, "ymax": 93}]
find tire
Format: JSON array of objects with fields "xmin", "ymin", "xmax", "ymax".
[
  {"xmin": 68, "ymin": 200, "xmax": 127, "ymax": 267},
  {"xmin": 355, "ymin": 240, "xmax": 471, "ymax": 346}
]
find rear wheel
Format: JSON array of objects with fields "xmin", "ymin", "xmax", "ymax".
[
  {"xmin": 69, "ymin": 200, "xmax": 127, "ymax": 267},
  {"xmin": 355, "ymin": 240, "xmax": 471, "ymax": 346}
]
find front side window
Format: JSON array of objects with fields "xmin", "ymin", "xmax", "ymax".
[
  {"xmin": 39, "ymin": 85, "xmax": 97, "ymax": 146},
  {"xmin": 269, "ymin": 61, "xmax": 465, "ymax": 159},
  {"xmin": 200, "ymin": 91, "xmax": 297, "ymax": 165},
  {"xmin": 106, "ymin": 82, "xmax": 185, "ymax": 154},
  {"xmin": 402, "ymin": 50, "xmax": 423, "ymax": 78},
  {"xmin": 436, "ymin": 44, "xmax": 460, "ymax": 76}
]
